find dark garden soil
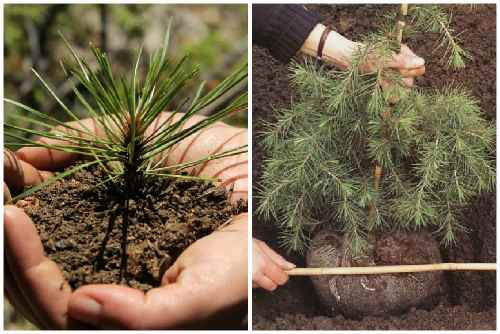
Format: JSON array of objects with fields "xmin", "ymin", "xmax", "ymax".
[
  {"xmin": 18, "ymin": 164, "xmax": 246, "ymax": 291},
  {"xmin": 252, "ymin": 4, "xmax": 496, "ymax": 330}
]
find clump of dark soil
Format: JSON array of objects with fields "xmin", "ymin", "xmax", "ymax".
[
  {"xmin": 252, "ymin": 4, "xmax": 495, "ymax": 330},
  {"xmin": 18, "ymin": 164, "xmax": 246, "ymax": 291},
  {"xmin": 307, "ymin": 230, "xmax": 443, "ymax": 318}
]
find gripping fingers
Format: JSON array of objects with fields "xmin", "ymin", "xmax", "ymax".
[
  {"xmin": 4, "ymin": 149, "xmax": 26, "ymax": 193},
  {"xmin": 263, "ymin": 260, "xmax": 289, "ymax": 286},
  {"xmin": 399, "ymin": 66, "xmax": 425, "ymax": 78},
  {"xmin": 253, "ymin": 274, "xmax": 278, "ymax": 292},
  {"xmin": 4, "ymin": 149, "xmax": 53, "ymax": 200},
  {"xmin": 257, "ymin": 240, "xmax": 295, "ymax": 270},
  {"xmin": 387, "ymin": 44, "xmax": 425, "ymax": 70},
  {"xmin": 15, "ymin": 118, "xmax": 102, "ymax": 171}
]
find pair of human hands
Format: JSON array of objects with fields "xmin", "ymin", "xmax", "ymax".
[{"xmin": 4, "ymin": 112, "xmax": 248, "ymax": 329}]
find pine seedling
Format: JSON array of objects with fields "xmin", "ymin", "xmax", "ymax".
[
  {"xmin": 257, "ymin": 4, "xmax": 494, "ymax": 255},
  {"xmin": 5, "ymin": 22, "xmax": 247, "ymax": 281}
]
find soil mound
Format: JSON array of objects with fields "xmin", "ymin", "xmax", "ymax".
[{"xmin": 19, "ymin": 164, "xmax": 246, "ymax": 291}]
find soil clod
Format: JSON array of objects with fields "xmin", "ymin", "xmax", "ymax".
[{"xmin": 306, "ymin": 229, "xmax": 443, "ymax": 318}]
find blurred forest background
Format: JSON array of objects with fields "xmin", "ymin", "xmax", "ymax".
[
  {"xmin": 4, "ymin": 4, "xmax": 248, "ymax": 132},
  {"xmin": 4, "ymin": 3, "xmax": 247, "ymax": 330}
]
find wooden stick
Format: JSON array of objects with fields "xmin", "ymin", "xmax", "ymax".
[
  {"xmin": 401, "ymin": 3, "xmax": 408, "ymax": 16},
  {"xmin": 395, "ymin": 4, "xmax": 408, "ymax": 45},
  {"xmin": 368, "ymin": 165, "xmax": 383, "ymax": 218},
  {"xmin": 395, "ymin": 21, "xmax": 406, "ymax": 45},
  {"xmin": 286, "ymin": 263, "xmax": 496, "ymax": 276},
  {"xmin": 370, "ymin": 4, "xmax": 409, "ymax": 209},
  {"xmin": 373, "ymin": 165, "xmax": 383, "ymax": 190}
]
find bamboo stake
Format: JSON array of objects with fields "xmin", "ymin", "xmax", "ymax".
[
  {"xmin": 395, "ymin": 21, "xmax": 405, "ymax": 45},
  {"xmin": 286, "ymin": 263, "xmax": 496, "ymax": 276},
  {"xmin": 395, "ymin": 4, "xmax": 408, "ymax": 44},
  {"xmin": 368, "ymin": 165, "xmax": 382, "ymax": 217},
  {"xmin": 401, "ymin": 3, "xmax": 408, "ymax": 15},
  {"xmin": 373, "ymin": 165, "xmax": 383, "ymax": 190},
  {"xmin": 371, "ymin": 3, "xmax": 409, "ymax": 212}
]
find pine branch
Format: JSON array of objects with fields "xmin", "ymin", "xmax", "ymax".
[{"xmin": 410, "ymin": 5, "xmax": 471, "ymax": 68}]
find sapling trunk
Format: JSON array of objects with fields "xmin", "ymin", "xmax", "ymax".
[
  {"xmin": 370, "ymin": 4, "xmax": 407, "ymax": 221},
  {"xmin": 119, "ymin": 119, "xmax": 144, "ymax": 282},
  {"xmin": 120, "ymin": 198, "xmax": 131, "ymax": 282},
  {"xmin": 120, "ymin": 165, "xmax": 138, "ymax": 282},
  {"xmin": 395, "ymin": 4, "xmax": 408, "ymax": 46}
]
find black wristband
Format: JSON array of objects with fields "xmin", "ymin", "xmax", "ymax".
[{"xmin": 317, "ymin": 26, "xmax": 331, "ymax": 59}]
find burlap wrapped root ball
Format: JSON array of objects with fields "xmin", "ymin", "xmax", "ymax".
[{"xmin": 306, "ymin": 229, "xmax": 444, "ymax": 318}]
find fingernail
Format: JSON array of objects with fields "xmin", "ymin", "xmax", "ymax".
[
  {"xmin": 69, "ymin": 296, "xmax": 102, "ymax": 326},
  {"xmin": 284, "ymin": 261, "xmax": 296, "ymax": 270}
]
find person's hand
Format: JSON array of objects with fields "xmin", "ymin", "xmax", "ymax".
[
  {"xmin": 68, "ymin": 214, "xmax": 248, "ymax": 329},
  {"xmin": 252, "ymin": 238, "xmax": 295, "ymax": 291},
  {"xmin": 357, "ymin": 43, "xmax": 425, "ymax": 88},
  {"xmin": 4, "ymin": 112, "xmax": 248, "ymax": 329},
  {"xmin": 301, "ymin": 24, "xmax": 425, "ymax": 87}
]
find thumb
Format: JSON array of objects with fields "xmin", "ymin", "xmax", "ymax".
[
  {"xmin": 162, "ymin": 260, "xmax": 181, "ymax": 285},
  {"xmin": 68, "ymin": 282, "xmax": 210, "ymax": 329}
]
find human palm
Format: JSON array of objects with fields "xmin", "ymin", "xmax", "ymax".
[{"xmin": 4, "ymin": 112, "xmax": 248, "ymax": 329}]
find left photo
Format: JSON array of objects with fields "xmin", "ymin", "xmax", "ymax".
[{"xmin": 4, "ymin": 4, "xmax": 248, "ymax": 330}]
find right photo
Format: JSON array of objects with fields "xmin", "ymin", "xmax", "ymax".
[{"xmin": 252, "ymin": 4, "xmax": 496, "ymax": 330}]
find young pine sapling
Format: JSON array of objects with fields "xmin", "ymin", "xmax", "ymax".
[
  {"xmin": 257, "ymin": 4, "xmax": 494, "ymax": 256},
  {"xmin": 5, "ymin": 23, "xmax": 248, "ymax": 282}
]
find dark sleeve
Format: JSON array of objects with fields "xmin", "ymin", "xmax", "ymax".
[{"xmin": 253, "ymin": 4, "xmax": 322, "ymax": 63}]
